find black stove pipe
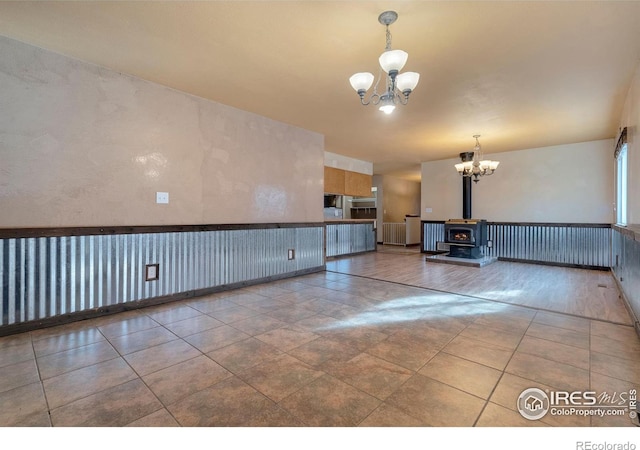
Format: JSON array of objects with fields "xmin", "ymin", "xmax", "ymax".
[{"xmin": 460, "ymin": 152, "xmax": 474, "ymax": 219}]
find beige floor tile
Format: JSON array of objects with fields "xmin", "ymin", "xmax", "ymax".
[
  {"xmin": 590, "ymin": 321, "xmax": 639, "ymax": 343},
  {"xmin": 255, "ymin": 326, "xmax": 319, "ymax": 352},
  {"xmin": 591, "ymin": 351, "xmax": 640, "ymax": 384},
  {"xmin": 365, "ymin": 330, "xmax": 439, "ymax": 371},
  {"xmin": 385, "ymin": 374, "xmax": 485, "ymax": 426},
  {"xmin": 0, "ymin": 332, "xmax": 32, "ymax": 349},
  {"xmin": 125, "ymin": 408, "xmax": 180, "ymax": 427},
  {"xmin": 241, "ymin": 298, "xmax": 291, "ymax": 314},
  {"xmin": 168, "ymin": 376, "xmax": 274, "ymax": 426},
  {"xmin": 43, "ymin": 357, "xmax": 137, "ymax": 409},
  {"xmin": 265, "ymin": 305, "xmax": 319, "ymax": 323},
  {"xmin": 358, "ymin": 403, "xmax": 425, "ymax": 426},
  {"xmin": 489, "ymin": 373, "xmax": 589, "ymax": 427},
  {"xmin": 291, "ymin": 314, "xmax": 343, "ymax": 333},
  {"xmin": 50, "ymin": 379, "xmax": 162, "ymax": 426},
  {"xmin": 0, "ymin": 341, "xmax": 35, "ymax": 368},
  {"xmin": 442, "ymin": 335, "xmax": 514, "ymax": 370},
  {"xmin": 33, "ymin": 327, "xmax": 105, "ymax": 357},
  {"xmin": 279, "ymin": 374, "xmax": 381, "ymax": 426},
  {"xmin": 517, "ymin": 335, "xmax": 590, "ymax": 370},
  {"xmin": 242, "ymin": 404, "xmax": 305, "ymax": 426},
  {"xmin": 324, "ymin": 353, "xmax": 413, "ymax": 400},
  {"xmin": 314, "ymin": 326, "xmax": 388, "ymax": 352},
  {"xmin": 224, "ymin": 291, "xmax": 271, "ymax": 306},
  {"xmin": 238, "ymin": 354, "xmax": 324, "ymax": 402},
  {"xmin": 242, "ymin": 284, "xmax": 293, "ymax": 298},
  {"xmin": 108, "ymin": 326, "xmax": 178, "ymax": 355},
  {"xmin": 590, "ymin": 372, "xmax": 640, "ymax": 427},
  {"xmin": 459, "ymin": 322, "xmax": 524, "ymax": 350},
  {"xmin": 230, "ymin": 314, "xmax": 287, "ymax": 336},
  {"xmin": 96, "ymin": 315, "xmax": 160, "ymax": 339},
  {"xmin": 0, "ymin": 382, "xmax": 49, "ymax": 426},
  {"xmin": 419, "ymin": 352, "xmax": 502, "ymax": 399},
  {"xmin": 30, "ymin": 320, "xmax": 98, "ymax": 342},
  {"xmin": 143, "ymin": 354, "xmax": 231, "ymax": 405},
  {"xmin": 162, "ymin": 314, "xmax": 224, "ymax": 338},
  {"xmin": 186, "ymin": 297, "xmax": 239, "ymax": 315},
  {"xmin": 506, "ymin": 351, "xmax": 590, "ymax": 392},
  {"xmin": 288, "ymin": 337, "xmax": 361, "ymax": 367},
  {"xmin": 525, "ymin": 322, "xmax": 590, "ymax": 350},
  {"xmin": 206, "ymin": 337, "xmax": 283, "ymax": 373},
  {"xmin": 183, "ymin": 325, "xmax": 250, "ymax": 353},
  {"xmin": 473, "ymin": 313, "xmax": 533, "ymax": 335},
  {"xmin": 0, "ymin": 358, "xmax": 40, "ymax": 394},
  {"xmin": 533, "ymin": 311, "xmax": 591, "ymax": 333},
  {"xmin": 476, "ymin": 402, "xmax": 548, "ymax": 427},
  {"xmin": 38, "ymin": 340, "xmax": 119, "ymax": 379},
  {"xmin": 123, "ymin": 339, "xmax": 201, "ymax": 376},
  {"xmin": 591, "ymin": 334, "xmax": 640, "ymax": 362},
  {"xmin": 207, "ymin": 305, "xmax": 262, "ymax": 324},
  {"xmin": 143, "ymin": 304, "xmax": 202, "ymax": 325}
]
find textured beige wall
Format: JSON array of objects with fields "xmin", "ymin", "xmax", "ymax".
[
  {"xmin": 0, "ymin": 36, "xmax": 324, "ymax": 228},
  {"xmin": 381, "ymin": 176, "xmax": 421, "ymax": 223},
  {"xmin": 421, "ymin": 139, "xmax": 614, "ymax": 223}
]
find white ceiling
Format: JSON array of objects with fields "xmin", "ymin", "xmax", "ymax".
[{"xmin": 1, "ymin": 1, "xmax": 640, "ymax": 181}]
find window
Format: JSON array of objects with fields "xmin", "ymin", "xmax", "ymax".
[{"xmin": 616, "ymin": 142, "xmax": 628, "ymax": 225}]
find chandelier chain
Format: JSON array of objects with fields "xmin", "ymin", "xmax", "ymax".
[{"xmin": 385, "ymin": 26, "xmax": 393, "ymax": 51}]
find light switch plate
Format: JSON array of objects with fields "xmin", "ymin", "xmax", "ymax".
[{"xmin": 156, "ymin": 192, "xmax": 169, "ymax": 204}]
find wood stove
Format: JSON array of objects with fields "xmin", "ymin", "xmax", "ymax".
[{"xmin": 444, "ymin": 219, "xmax": 487, "ymax": 259}]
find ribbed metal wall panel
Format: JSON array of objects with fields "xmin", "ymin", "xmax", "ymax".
[
  {"xmin": 326, "ymin": 222, "xmax": 376, "ymax": 257},
  {"xmin": 0, "ymin": 226, "xmax": 324, "ymax": 327},
  {"xmin": 422, "ymin": 222, "xmax": 445, "ymax": 252},
  {"xmin": 485, "ymin": 224, "xmax": 611, "ymax": 267},
  {"xmin": 612, "ymin": 229, "xmax": 640, "ymax": 325}
]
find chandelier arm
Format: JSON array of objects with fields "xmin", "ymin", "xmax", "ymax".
[{"xmin": 396, "ymin": 91, "xmax": 410, "ymax": 105}]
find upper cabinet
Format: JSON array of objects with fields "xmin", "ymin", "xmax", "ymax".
[
  {"xmin": 344, "ymin": 170, "xmax": 373, "ymax": 197},
  {"xmin": 324, "ymin": 167, "xmax": 346, "ymax": 195},
  {"xmin": 324, "ymin": 167, "xmax": 372, "ymax": 197}
]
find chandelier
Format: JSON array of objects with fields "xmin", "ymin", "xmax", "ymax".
[
  {"xmin": 454, "ymin": 135, "xmax": 500, "ymax": 183},
  {"xmin": 349, "ymin": 11, "xmax": 420, "ymax": 115}
]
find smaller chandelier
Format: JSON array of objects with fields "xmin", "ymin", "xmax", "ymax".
[
  {"xmin": 349, "ymin": 11, "xmax": 420, "ymax": 115},
  {"xmin": 454, "ymin": 135, "xmax": 500, "ymax": 183}
]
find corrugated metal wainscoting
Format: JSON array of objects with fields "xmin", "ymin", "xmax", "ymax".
[
  {"xmin": 612, "ymin": 227, "xmax": 640, "ymax": 328},
  {"xmin": 326, "ymin": 221, "xmax": 376, "ymax": 258},
  {"xmin": 422, "ymin": 221, "xmax": 611, "ymax": 269},
  {"xmin": 0, "ymin": 224, "xmax": 324, "ymax": 333}
]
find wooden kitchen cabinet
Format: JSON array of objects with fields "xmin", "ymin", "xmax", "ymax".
[
  {"xmin": 324, "ymin": 167, "xmax": 372, "ymax": 197},
  {"xmin": 344, "ymin": 171, "xmax": 372, "ymax": 197},
  {"xmin": 324, "ymin": 166, "xmax": 346, "ymax": 194}
]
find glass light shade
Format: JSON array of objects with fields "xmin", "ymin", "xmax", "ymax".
[
  {"xmin": 479, "ymin": 160, "xmax": 492, "ymax": 170},
  {"xmin": 379, "ymin": 103, "xmax": 396, "ymax": 115},
  {"xmin": 349, "ymin": 72, "xmax": 374, "ymax": 92},
  {"xmin": 396, "ymin": 72, "xmax": 420, "ymax": 93},
  {"xmin": 489, "ymin": 161, "xmax": 500, "ymax": 170},
  {"xmin": 455, "ymin": 162, "xmax": 473, "ymax": 173},
  {"xmin": 378, "ymin": 49, "xmax": 408, "ymax": 74}
]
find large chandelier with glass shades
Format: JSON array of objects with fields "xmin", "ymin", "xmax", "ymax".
[
  {"xmin": 454, "ymin": 135, "xmax": 500, "ymax": 183},
  {"xmin": 349, "ymin": 11, "xmax": 420, "ymax": 115}
]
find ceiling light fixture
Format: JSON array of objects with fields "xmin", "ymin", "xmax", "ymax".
[
  {"xmin": 454, "ymin": 135, "xmax": 500, "ymax": 183},
  {"xmin": 349, "ymin": 11, "xmax": 420, "ymax": 115}
]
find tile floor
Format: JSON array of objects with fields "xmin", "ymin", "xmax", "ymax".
[{"xmin": 1, "ymin": 268, "xmax": 639, "ymax": 427}]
